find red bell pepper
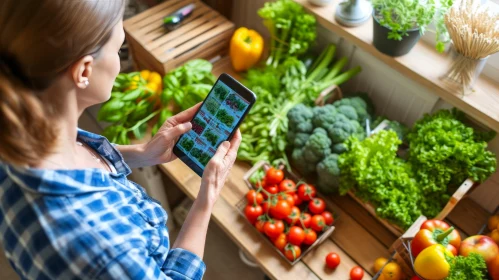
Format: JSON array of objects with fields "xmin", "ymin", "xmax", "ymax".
[{"xmin": 411, "ymin": 219, "xmax": 461, "ymax": 257}]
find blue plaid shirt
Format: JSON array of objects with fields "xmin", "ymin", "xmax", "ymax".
[{"xmin": 0, "ymin": 129, "xmax": 206, "ymax": 280}]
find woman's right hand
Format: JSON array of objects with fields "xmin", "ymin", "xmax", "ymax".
[{"xmin": 198, "ymin": 130, "xmax": 242, "ymax": 207}]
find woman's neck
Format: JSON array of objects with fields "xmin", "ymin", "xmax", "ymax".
[{"xmin": 35, "ymin": 85, "xmax": 83, "ymax": 169}]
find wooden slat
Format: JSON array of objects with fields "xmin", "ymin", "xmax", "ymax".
[
  {"xmin": 324, "ymin": 197, "xmax": 391, "ymax": 274},
  {"xmin": 293, "ymin": 0, "xmax": 499, "ymax": 132},
  {"xmin": 141, "ymin": 6, "xmax": 213, "ymax": 44},
  {"xmin": 447, "ymin": 197, "xmax": 490, "ymax": 236},
  {"xmin": 158, "ymin": 21, "xmax": 234, "ymax": 61},
  {"xmin": 329, "ymin": 195, "xmax": 398, "ymax": 248},
  {"xmin": 151, "ymin": 13, "xmax": 225, "ymax": 54},
  {"xmin": 302, "ymin": 239, "xmax": 371, "ymax": 280},
  {"xmin": 125, "ymin": 0, "xmax": 196, "ymax": 33}
]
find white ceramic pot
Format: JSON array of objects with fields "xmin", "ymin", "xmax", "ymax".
[{"xmin": 308, "ymin": 0, "xmax": 333, "ymax": 6}]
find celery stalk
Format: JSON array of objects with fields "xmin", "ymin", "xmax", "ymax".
[
  {"xmin": 322, "ymin": 57, "xmax": 348, "ymax": 81},
  {"xmin": 318, "ymin": 66, "xmax": 361, "ymax": 91},
  {"xmin": 306, "ymin": 44, "xmax": 336, "ymax": 82}
]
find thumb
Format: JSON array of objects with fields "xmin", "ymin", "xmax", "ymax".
[
  {"xmin": 212, "ymin": 141, "xmax": 230, "ymax": 161},
  {"xmin": 167, "ymin": 122, "xmax": 192, "ymax": 139}
]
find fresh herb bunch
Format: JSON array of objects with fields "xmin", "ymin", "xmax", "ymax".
[
  {"xmin": 446, "ymin": 253, "xmax": 487, "ymax": 280},
  {"xmin": 205, "ymin": 98, "xmax": 220, "ymax": 115},
  {"xmin": 239, "ymin": 45, "xmax": 361, "ymax": 165},
  {"xmin": 180, "ymin": 138, "xmax": 194, "ymax": 151},
  {"xmin": 408, "ymin": 109, "xmax": 497, "ymax": 194},
  {"xmin": 372, "ymin": 0, "xmax": 452, "ymax": 52},
  {"xmin": 258, "ymin": 0, "xmax": 316, "ymax": 68},
  {"xmin": 338, "ymin": 130, "xmax": 424, "ymax": 229}
]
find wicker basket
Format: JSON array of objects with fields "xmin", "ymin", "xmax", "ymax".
[
  {"xmin": 124, "ymin": 0, "xmax": 235, "ymax": 75},
  {"xmin": 236, "ymin": 161, "xmax": 337, "ymax": 265}
]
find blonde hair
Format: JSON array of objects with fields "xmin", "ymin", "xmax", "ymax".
[{"xmin": 0, "ymin": 0, "xmax": 125, "ymax": 166}]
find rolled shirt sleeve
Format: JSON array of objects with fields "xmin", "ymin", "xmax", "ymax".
[{"xmin": 97, "ymin": 248, "xmax": 205, "ymax": 280}]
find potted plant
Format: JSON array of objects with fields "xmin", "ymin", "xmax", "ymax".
[{"xmin": 371, "ymin": 0, "xmax": 452, "ymax": 56}]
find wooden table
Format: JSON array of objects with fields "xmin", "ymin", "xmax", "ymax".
[{"xmin": 158, "ymin": 57, "xmax": 491, "ymax": 280}]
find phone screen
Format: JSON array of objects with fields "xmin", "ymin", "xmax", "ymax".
[{"xmin": 175, "ymin": 79, "xmax": 251, "ymax": 172}]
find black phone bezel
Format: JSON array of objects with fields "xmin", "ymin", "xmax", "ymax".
[{"xmin": 172, "ymin": 73, "xmax": 256, "ymax": 177}]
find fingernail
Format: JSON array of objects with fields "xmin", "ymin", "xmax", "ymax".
[
  {"xmin": 182, "ymin": 123, "xmax": 192, "ymax": 130},
  {"xmin": 222, "ymin": 141, "xmax": 230, "ymax": 149}
]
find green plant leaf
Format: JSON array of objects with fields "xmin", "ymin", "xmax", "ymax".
[{"xmin": 122, "ymin": 88, "xmax": 144, "ymax": 101}]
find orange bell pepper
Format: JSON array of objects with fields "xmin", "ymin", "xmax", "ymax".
[
  {"xmin": 411, "ymin": 219, "xmax": 461, "ymax": 257},
  {"xmin": 230, "ymin": 27, "xmax": 264, "ymax": 72}
]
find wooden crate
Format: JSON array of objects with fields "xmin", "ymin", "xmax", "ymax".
[
  {"xmin": 124, "ymin": 0, "xmax": 235, "ymax": 75},
  {"xmin": 238, "ymin": 161, "xmax": 337, "ymax": 266}
]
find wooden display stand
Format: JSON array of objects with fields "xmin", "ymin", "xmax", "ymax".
[{"xmin": 124, "ymin": 0, "xmax": 235, "ymax": 75}]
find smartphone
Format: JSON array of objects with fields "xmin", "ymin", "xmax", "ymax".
[{"xmin": 173, "ymin": 73, "xmax": 256, "ymax": 177}]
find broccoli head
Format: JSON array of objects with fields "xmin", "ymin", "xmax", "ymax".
[
  {"xmin": 313, "ymin": 127, "xmax": 328, "ymax": 136},
  {"xmin": 312, "ymin": 105, "xmax": 337, "ymax": 129},
  {"xmin": 295, "ymin": 120, "xmax": 314, "ymax": 133},
  {"xmin": 303, "ymin": 130, "xmax": 331, "ymax": 163},
  {"xmin": 332, "ymin": 143, "xmax": 347, "ymax": 154},
  {"xmin": 287, "ymin": 104, "xmax": 313, "ymax": 131},
  {"xmin": 317, "ymin": 153, "xmax": 341, "ymax": 194},
  {"xmin": 336, "ymin": 105, "xmax": 358, "ymax": 121},
  {"xmin": 327, "ymin": 120, "xmax": 359, "ymax": 144},
  {"xmin": 287, "ymin": 129, "xmax": 296, "ymax": 143},
  {"xmin": 291, "ymin": 148, "xmax": 316, "ymax": 175},
  {"xmin": 334, "ymin": 96, "xmax": 374, "ymax": 125},
  {"xmin": 293, "ymin": 132, "xmax": 310, "ymax": 147}
]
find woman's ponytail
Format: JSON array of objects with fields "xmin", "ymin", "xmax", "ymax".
[{"xmin": 0, "ymin": 69, "xmax": 58, "ymax": 167}]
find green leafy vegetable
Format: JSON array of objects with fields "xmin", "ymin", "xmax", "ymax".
[
  {"xmin": 338, "ymin": 130, "xmax": 423, "ymax": 228},
  {"xmin": 446, "ymin": 253, "xmax": 487, "ymax": 280},
  {"xmin": 408, "ymin": 109, "xmax": 497, "ymax": 195},
  {"xmin": 180, "ymin": 138, "xmax": 194, "ymax": 151},
  {"xmin": 258, "ymin": 0, "xmax": 316, "ymax": 68},
  {"xmin": 203, "ymin": 130, "xmax": 220, "ymax": 146}
]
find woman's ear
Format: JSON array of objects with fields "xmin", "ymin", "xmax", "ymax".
[{"xmin": 71, "ymin": 55, "xmax": 94, "ymax": 89}]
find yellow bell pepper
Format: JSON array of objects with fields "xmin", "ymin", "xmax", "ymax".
[
  {"xmin": 230, "ymin": 27, "xmax": 264, "ymax": 72},
  {"xmin": 414, "ymin": 244, "xmax": 453, "ymax": 280}
]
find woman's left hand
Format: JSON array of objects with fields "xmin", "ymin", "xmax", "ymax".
[{"xmin": 140, "ymin": 103, "xmax": 200, "ymax": 166}]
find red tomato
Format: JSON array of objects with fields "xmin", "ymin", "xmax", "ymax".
[
  {"xmin": 309, "ymin": 198, "xmax": 326, "ymax": 214},
  {"xmin": 297, "ymin": 184, "xmax": 316, "ymax": 201},
  {"xmin": 269, "ymin": 200, "xmax": 292, "ymax": 220},
  {"xmin": 246, "ymin": 190, "xmax": 263, "ymax": 205},
  {"xmin": 292, "ymin": 193, "xmax": 303, "ymax": 206},
  {"xmin": 285, "ymin": 206, "xmax": 301, "ymax": 225},
  {"xmin": 255, "ymin": 219, "xmax": 266, "ymax": 233},
  {"xmin": 266, "ymin": 167, "xmax": 284, "ymax": 185},
  {"xmin": 321, "ymin": 211, "xmax": 334, "ymax": 226},
  {"xmin": 262, "ymin": 201, "xmax": 270, "ymax": 213},
  {"xmin": 264, "ymin": 220, "xmax": 284, "ymax": 239},
  {"xmin": 277, "ymin": 193, "xmax": 295, "ymax": 207},
  {"xmin": 273, "ymin": 233, "xmax": 287, "ymax": 251},
  {"xmin": 254, "ymin": 178, "xmax": 266, "ymax": 189},
  {"xmin": 299, "ymin": 213, "xmax": 312, "ymax": 229},
  {"xmin": 279, "ymin": 179, "xmax": 296, "ymax": 193},
  {"xmin": 284, "ymin": 244, "xmax": 302, "ymax": 262},
  {"xmin": 310, "ymin": 215, "xmax": 326, "ymax": 232},
  {"xmin": 350, "ymin": 266, "xmax": 364, "ymax": 280},
  {"xmin": 303, "ymin": 229, "xmax": 317, "ymax": 245},
  {"xmin": 244, "ymin": 204, "xmax": 263, "ymax": 224},
  {"xmin": 325, "ymin": 253, "xmax": 341, "ymax": 269},
  {"xmin": 287, "ymin": 226, "xmax": 305, "ymax": 246},
  {"xmin": 263, "ymin": 185, "xmax": 279, "ymax": 199}
]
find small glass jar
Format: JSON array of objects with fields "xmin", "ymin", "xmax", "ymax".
[{"xmin": 443, "ymin": 46, "xmax": 489, "ymax": 96}]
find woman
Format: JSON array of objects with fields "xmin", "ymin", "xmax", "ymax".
[{"xmin": 0, "ymin": 1, "xmax": 240, "ymax": 279}]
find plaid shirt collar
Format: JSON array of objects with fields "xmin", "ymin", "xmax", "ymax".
[{"xmin": 4, "ymin": 129, "xmax": 132, "ymax": 196}]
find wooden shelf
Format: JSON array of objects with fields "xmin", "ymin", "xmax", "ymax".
[{"xmin": 294, "ymin": 0, "xmax": 499, "ymax": 132}]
